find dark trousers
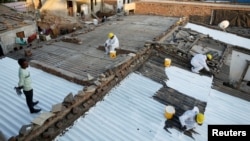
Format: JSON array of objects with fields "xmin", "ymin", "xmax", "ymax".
[{"xmin": 23, "ymin": 89, "xmax": 34, "ymax": 112}]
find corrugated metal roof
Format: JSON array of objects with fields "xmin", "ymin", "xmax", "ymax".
[
  {"xmin": 54, "ymin": 67, "xmax": 250, "ymax": 141},
  {"xmin": 54, "ymin": 72, "xmax": 167, "ymax": 141},
  {"xmin": 53, "ymin": 70, "xmax": 211, "ymax": 141},
  {"xmin": 0, "ymin": 57, "xmax": 83, "ymax": 140},
  {"xmin": 1, "ymin": 21, "xmax": 250, "ymax": 141},
  {"xmin": 165, "ymin": 66, "xmax": 213, "ymax": 102},
  {"xmin": 53, "ymin": 24, "xmax": 250, "ymax": 141}
]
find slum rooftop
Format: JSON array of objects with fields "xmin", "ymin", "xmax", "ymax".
[
  {"xmin": 6, "ymin": 15, "xmax": 178, "ymax": 83},
  {"xmin": 0, "ymin": 4, "xmax": 33, "ymax": 34},
  {"xmin": 1, "ymin": 2, "xmax": 250, "ymax": 141}
]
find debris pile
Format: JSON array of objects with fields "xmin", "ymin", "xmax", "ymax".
[
  {"xmin": 61, "ymin": 36, "xmax": 82, "ymax": 45},
  {"xmin": 154, "ymin": 27, "xmax": 230, "ymax": 74},
  {"xmin": 37, "ymin": 11, "xmax": 82, "ymax": 38}
]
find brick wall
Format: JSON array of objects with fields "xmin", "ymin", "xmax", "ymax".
[
  {"xmin": 135, "ymin": 2, "xmax": 250, "ymax": 19},
  {"xmin": 103, "ymin": 0, "xmax": 117, "ymax": 5}
]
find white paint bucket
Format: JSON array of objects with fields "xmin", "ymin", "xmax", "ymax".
[
  {"xmin": 165, "ymin": 105, "xmax": 175, "ymax": 119},
  {"xmin": 164, "ymin": 58, "xmax": 171, "ymax": 67},
  {"xmin": 110, "ymin": 51, "xmax": 116, "ymax": 59},
  {"xmin": 93, "ymin": 19, "xmax": 98, "ymax": 25}
]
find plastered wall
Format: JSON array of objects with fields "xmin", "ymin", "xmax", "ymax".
[{"xmin": 0, "ymin": 24, "xmax": 37, "ymax": 55}]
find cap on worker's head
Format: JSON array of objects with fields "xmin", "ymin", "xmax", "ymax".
[
  {"xmin": 207, "ymin": 54, "xmax": 212, "ymax": 60},
  {"xmin": 108, "ymin": 32, "xmax": 114, "ymax": 39},
  {"xmin": 196, "ymin": 113, "xmax": 205, "ymax": 124},
  {"xmin": 193, "ymin": 106, "xmax": 199, "ymax": 114}
]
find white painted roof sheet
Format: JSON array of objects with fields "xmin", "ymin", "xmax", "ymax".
[
  {"xmin": 55, "ymin": 72, "xmax": 165, "ymax": 141},
  {"xmin": 0, "ymin": 57, "xmax": 83, "ymax": 140},
  {"xmin": 185, "ymin": 23, "xmax": 250, "ymax": 50},
  {"xmin": 165, "ymin": 66, "xmax": 213, "ymax": 102},
  {"xmin": 55, "ymin": 68, "xmax": 250, "ymax": 141}
]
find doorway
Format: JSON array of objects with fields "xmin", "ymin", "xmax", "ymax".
[
  {"xmin": 67, "ymin": 0, "xmax": 74, "ymax": 16},
  {"xmin": 0, "ymin": 44, "xmax": 3, "ymax": 57},
  {"xmin": 90, "ymin": 0, "xmax": 93, "ymax": 11}
]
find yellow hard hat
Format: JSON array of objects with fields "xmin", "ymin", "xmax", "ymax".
[
  {"xmin": 207, "ymin": 54, "xmax": 212, "ymax": 60},
  {"xmin": 196, "ymin": 113, "xmax": 205, "ymax": 124},
  {"xmin": 108, "ymin": 32, "xmax": 114, "ymax": 39}
]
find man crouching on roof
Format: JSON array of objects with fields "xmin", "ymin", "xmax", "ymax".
[
  {"xmin": 179, "ymin": 106, "xmax": 205, "ymax": 131},
  {"xmin": 104, "ymin": 32, "xmax": 119, "ymax": 55}
]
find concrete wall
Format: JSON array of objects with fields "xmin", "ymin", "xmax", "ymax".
[
  {"xmin": 124, "ymin": 2, "xmax": 135, "ymax": 12},
  {"xmin": 40, "ymin": 0, "xmax": 102, "ymax": 18},
  {"xmin": 40, "ymin": 0, "xmax": 68, "ymax": 17},
  {"xmin": 92, "ymin": 0, "xmax": 103, "ymax": 14},
  {"xmin": 104, "ymin": 0, "xmax": 133, "ymax": 11},
  {"xmin": 244, "ymin": 65, "xmax": 250, "ymax": 81},
  {"xmin": 230, "ymin": 50, "xmax": 250, "ymax": 82},
  {"xmin": 0, "ymin": 24, "xmax": 37, "ymax": 55}
]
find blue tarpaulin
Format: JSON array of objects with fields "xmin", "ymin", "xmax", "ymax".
[
  {"xmin": 15, "ymin": 37, "xmax": 27, "ymax": 45},
  {"xmin": 232, "ymin": 0, "xmax": 250, "ymax": 3}
]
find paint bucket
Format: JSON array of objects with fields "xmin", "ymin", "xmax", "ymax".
[
  {"xmin": 93, "ymin": 19, "xmax": 98, "ymax": 25},
  {"xmin": 165, "ymin": 105, "xmax": 175, "ymax": 119},
  {"xmin": 164, "ymin": 58, "xmax": 171, "ymax": 67},
  {"xmin": 110, "ymin": 51, "xmax": 116, "ymax": 59}
]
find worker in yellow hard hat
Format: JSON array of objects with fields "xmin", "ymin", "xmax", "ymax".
[
  {"xmin": 196, "ymin": 113, "xmax": 205, "ymax": 125},
  {"xmin": 108, "ymin": 32, "xmax": 114, "ymax": 39},
  {"xmin": 104, "ymin": 32, "xmax": 119, "ymax": 55},
  {"xmin": 206, "ymin": 54, "xmax": 212, "ymax": 61},
  {"xmin": 190, "ymin": 53, "xmax": 212, "ymax": 74},
  {"xmin": 179, "ymin": 106, "xmax": 205, "ymax": 131}
]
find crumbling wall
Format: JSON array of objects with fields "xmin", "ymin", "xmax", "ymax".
[
  {"xmin": 38, "ymin": 11, "xmax": 82, "ymax": 38},
  {"xmin": 96, "ymin": 2, "xmax": 116, "ymax": 18}
]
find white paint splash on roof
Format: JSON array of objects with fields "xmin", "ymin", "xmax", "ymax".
[{"xmin": 165, "ymin": 66, "xmax": 213, "ymax": 102}]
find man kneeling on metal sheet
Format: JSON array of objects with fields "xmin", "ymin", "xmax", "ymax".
[
  {"xmin": 190, "ymin": 53, "xmax": 212, "ymax": 74},
  {"xmin": 179, "ymin": 106, "xmax": 205, "ymax": 131},
  {"xmin": 104, "ymin": 32, "xmax": 119, "ymax": 55}
]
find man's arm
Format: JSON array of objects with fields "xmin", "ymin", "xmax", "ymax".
[
  {"xmin": 201, "ymin": 58, "xmax": 210, "ymax": 72},
  {"xmin": 104, "ymin": 39, "xmax": 109, "ymax": 47},
  {"xmin": 18, "ymin": 70, "xmax": 25, "ymax": 89},
  {"xmin": 179, "ymin": 114, "xmax": 188, "ymax": 128},
  {"xmin": 203, "ymin": 63, "xmax": 210, "ymax": 72}
]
